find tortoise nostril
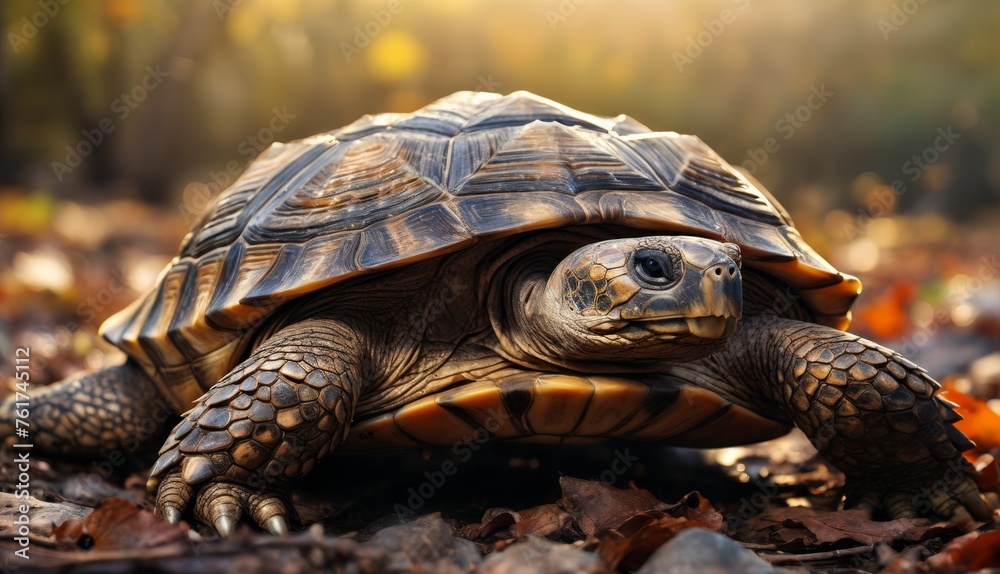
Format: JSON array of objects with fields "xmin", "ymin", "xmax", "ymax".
[
  {"xmin": 728, "ymin": 266, "xmax": 736, "ymax": 276},
  {"xmin": 715, "ymin": 267, "xmax": 722, "ymax": 276}
]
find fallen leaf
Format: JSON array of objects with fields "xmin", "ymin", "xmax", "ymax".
[
  {"xmin": 557, "ymin": 476, "xmax": 671, "ymax": 537},
  {"xmin": 52, "ymin": 497, "xmax": 187, "ymax": 551},
  {"xmin": 0, "ymin": 492, "xmax": 91, "ymax": 538},
  {"xmin": 971, "ymin": 453, "xmax": 1000, "ymax": 494},
  {"xmin": 461, "ymin": 503, "xmax": 576, "ymax": 543},
  {"xmin": 747, "ymin": 507, "xmax": 928, "ymax": 549},
  {"xmin": 927, "ymin": 529, "xmax": 1000, "ymax": 571},
  {"xmin": 596, "ymin": 513, "xmax": 690, "ymax": 570},
  {"xmin": 513, "ymin": 504, "xmax": 575, "ymax": 539},
  {"xmin": 852, "ymin": 282, "xmax": 914, "ymax": 340},
  {"xmin": 596, "ymin": 492, "xmax": 724, "ymax": 570},
  {"xmin": 942, "ymin": 380, "xmax": 1000, "ymax": 459},
  {"xmin": 557, "ymin": 477, "xmax": 724, "ymax": 569},
  {"xmin": 460, "ymin": 507, "xmax": 519, "ymax": 540}
]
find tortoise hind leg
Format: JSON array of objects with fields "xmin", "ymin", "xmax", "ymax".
[
  {"xmin": 148, "ymin": 317, "xmax": 365, "ymax": 537},
  {"xmin": 0, "ymin": 360, "xmax": 174, "ymax": 459}
]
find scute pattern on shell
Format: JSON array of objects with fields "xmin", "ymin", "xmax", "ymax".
[{"xmin": 100, "ymin": 91, "xmax": 861, "ymax": 409}]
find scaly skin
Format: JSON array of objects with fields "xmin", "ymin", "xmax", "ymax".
[
  {"xmin": 773, "ymin": 316, "xmax": 991, "ymax": 522},
  {"xmin": 146, "ymin": 318, "xmax": 364, "ymax": 536},
  {"xmin": 0, "ymin": 361, "xmax": 173, "ymax": 458},
  {"xmin": 669, "ymin": 314, "xmax": 995, "ymax": 524}
]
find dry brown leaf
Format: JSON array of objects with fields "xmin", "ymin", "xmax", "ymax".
[
  {"xmin": 598, "ymin": 492, "xmax": 723, "ymax": 570},
  {"xmin": 0, "ymin": 492, "xmax": 91, "ymax": 538},
  {"xmin": 461, "ymin": 503, "xmax": 575, "ymax": 543},
  {"xmin": 460, "ymin": 507, "xmax": 519, "ymax": 540},
  {"xmin": 596, "ymin": 514, "xmax": 690, "ymax": 571},
  {"xmin": 557, "ymin": 477, "xmax": 724, "ymax": 570},
  {"xmin": 556, "ymin": 476, "xmax": 671, "ymax": 537},
  {"xmin": 52, "ymin": 497, "xmax": 187, "ymax": 551},
  {"xmin": 747, "ymin": 507, "xmax": 928, "ymax": 549},
  {"xmin": 512, "ymin": 504, "xmax": 575, "ymax": 539}
]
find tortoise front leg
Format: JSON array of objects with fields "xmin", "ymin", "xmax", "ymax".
[
  {"xmin": 147, "ymin": 318, "xmax": 364, "ymax": 536},
  {"xmin": 767, "ymin": 316, "xmax": 995, "ymax": 522},
  {"xmin": 673, "ymin": 314, "xmax": 996, "ymax": 524}
]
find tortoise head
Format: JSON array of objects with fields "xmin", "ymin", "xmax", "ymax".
[{"xmin": 510, "ymin": 236, "xmax": 743, "ymax": 367}]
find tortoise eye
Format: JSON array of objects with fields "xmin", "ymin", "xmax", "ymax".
[{"xmin": 632, "ymin": 249, "xmax": 678, "ymax": 286}]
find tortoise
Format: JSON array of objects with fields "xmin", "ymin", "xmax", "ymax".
[{"xmin": 2, "ymin": 91, "xmax": 994, "ymax": 537}]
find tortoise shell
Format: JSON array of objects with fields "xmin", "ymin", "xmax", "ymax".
[{"xmin": 101, "ymin": 91, "xmax": 860, "ymax": 411}]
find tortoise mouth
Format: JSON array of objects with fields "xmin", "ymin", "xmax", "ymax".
[{"xmin": 590, "ymin": 314, "xmax": 738, "ymax": 339}]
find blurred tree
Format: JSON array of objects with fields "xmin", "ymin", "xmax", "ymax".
[{"xmin": 0, "ymin": 0, "xmax": 997, "ymax": 218}]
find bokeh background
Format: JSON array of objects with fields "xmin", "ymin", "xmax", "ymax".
[{"xmin": 1, "ymin": 0, "xmax": 999, "ymax": 401}]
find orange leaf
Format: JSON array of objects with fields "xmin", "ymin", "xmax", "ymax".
[
  {"xmin": 942, "ymin": 379, "xmax": 1000, "ymax": 458},
  {"xmin": 54, "ymin": 497, "xmax": 187, "ymax": 551}
]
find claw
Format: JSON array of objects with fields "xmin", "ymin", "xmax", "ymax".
[
  {"xmin": 263, "ymin": 515, "xmax": 288, "ymax": 537},
  {"xmin": 163, "ymin": 506, "xmax": 181, "ymax": 526},
  {"xmin": 951, "ymin": 507, "xmax": 977, "ymax": 531},
  {"xmin": 156, "ymin": 472, "xmax": 193, "ymax": 526},
  {"xmin": 960, "ymin": 484, "xmax": 993, "ymax": 522},
  {"xmin": 885, "ymin": 490, "xmax": 917, "ymax": 519},
  {"xmin": 215, "ymin": 515, "xmax": 235, "ymax": 538},
  {"xmin": 248, "ymin": 491, "xmax": 291, "ymax": 536},
  {"xmin": 195, "ymin": 482, "xmax": 245, "ymax": 537},
  {"xmin": 985, "ymin": 492, "xmax": 1000, "ymax": 511}
]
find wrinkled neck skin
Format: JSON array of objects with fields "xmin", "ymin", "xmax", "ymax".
[
  {"xmin": 659, "ymin": 271, "xmax": 813, "ymax": 420},
  {"xmin": 489, "ymin": 231, "xmax": 727, "ymax": 373}
]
